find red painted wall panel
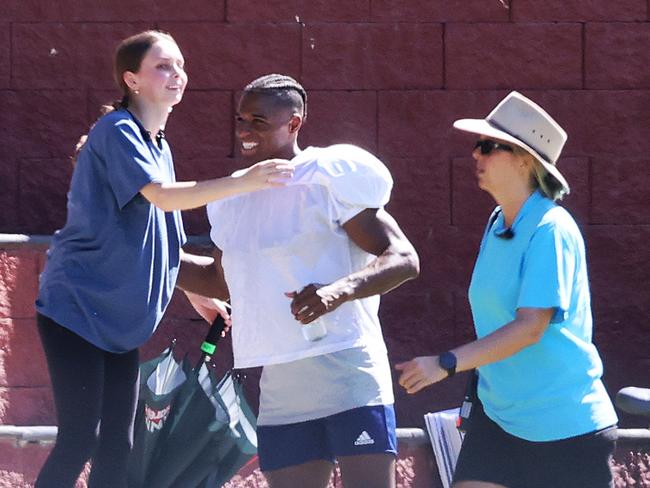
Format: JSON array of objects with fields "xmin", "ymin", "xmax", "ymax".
[
  {"xmin": 586, "ymin": 23, "xmax": 650, "ymax": 89},
  {"xmin": 370, "ymin": 0, "xmax": 510, "ymax": 22},
  {"xmin": 302, "ymin": 23, "xmax": 443, "ymax": 89},
  {"xmin": 587, "ymin": 226, "xmax": 650, "ymax": 359},
  {"xmin": 446, "ymin": 23, "xmax": 583, "ymax": 90},
  {"xmin": 17, "ymin": 159, "xmax": 73, "ymax": 234},
  {"xmin": 227, "ymin": 0, "xmax": 371, "ymax": 23},
  {"xmin": 591, "ymin": 157, "xmax": 650, "ymax": 224},
  {"xmin": 533, "ymin": 90, "xmax": 650, "ymax": 157},
  {"xmin": 0, "ymin": 90, "xmax": 87, "ymax": 160},
  {"xmin": 300, "ymin": 90, "xmax": 378, "ymax": 152},
  {"xmin": 164, "ymin": 90, "xmax": 233, "ymax": 160},
  {"xmin": 0, "ymin": 0, "xmax": 225, "ymax": 22},
  {"xmin": 12, "ymin": 23, "xmax": 145, "ymax": 90},
  {"xmin": 163, "ymin": 22, "xmax": 301, "ymax": 90},
  {"xmin": 0, "ymin": 24, "xmax": 9, "ymax": 89},
  {"xmin": 0, "ymin": 251, "xmax": 39, "ymax": 320},
  {"xmin": 0, "ymin": 318, "xmax": 49, "ymax": 388},
  {"xmin": 512, "ymin": 0, "xmax": 647, "ymax": 21},
  {"xmin": 378, "ymin": 90, "xmax": 504, "ymax": 158},
  {"xmin": 0, "ymin": 161, "xmax": 19, "ymax": 233}
]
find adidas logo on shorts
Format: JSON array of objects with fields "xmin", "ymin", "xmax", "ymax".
[{"xmin": 354, "ymin": 430, "xmax": 375, "ymax": 446}]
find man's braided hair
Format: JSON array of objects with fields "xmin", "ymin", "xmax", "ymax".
[{"xmin": 243, "ymin": 74, "xmax": 307, "ymax": 120}]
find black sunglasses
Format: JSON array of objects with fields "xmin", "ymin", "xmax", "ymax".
[{"xmin": 474, "ymin": 139, "xmax": 514, "ymax": 155}]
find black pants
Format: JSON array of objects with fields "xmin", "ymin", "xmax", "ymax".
[
  {"xmin": 36, "ymin": 313, "xmax": 140, "ymax": 488},
  {"xmin": 453, "ymin": 401, "xmax": 617, "ymax": 488}
]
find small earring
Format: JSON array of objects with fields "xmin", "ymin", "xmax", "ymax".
[{"xmin": 133, "ymin": 89, "xmax": 139, "ymax": 95}]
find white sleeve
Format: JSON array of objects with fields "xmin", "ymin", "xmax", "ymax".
[{"xmin": 294, "ymin": 145, "xmax": 393, "ymax": 224}]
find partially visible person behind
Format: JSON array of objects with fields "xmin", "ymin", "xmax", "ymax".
[
  {"xmin": 180, "ymin": 74, "xmax": 420, "ymax": 488},
  {"xmin": 396, "ymin": 92, "xmax": 618, "ymax": 488},
  {"xmin": 35, "ymin": 31, "xmax": 291, "ymax": 488}
]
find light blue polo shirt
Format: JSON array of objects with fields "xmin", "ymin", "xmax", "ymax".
[
  {"xmin": 468, "ymin": 190, "xmax": 617, "ymax": 441},
  {"xmin": 36, "ymin": 108, "xmax": 186, "ymax": 353}
]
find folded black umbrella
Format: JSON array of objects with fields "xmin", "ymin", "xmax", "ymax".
[
  {"xmin": 194, "ymin": 372, "xmax": 257, "ymax": 487},
  {"xmin": 128, "ymin": 315, "xmax": 257, "ymax": 488},
  {"xmin": 157, "ymin": 369, "xmax": 258, "ymax": 488},
  {"xmin": 128, "ymin": 343, "xmax": 186, "ymax": 487}
]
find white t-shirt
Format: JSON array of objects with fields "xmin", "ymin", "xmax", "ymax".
[
  {"xmin": 257, "ymin": 344, "xmax": 395, "ymax": 425},
  {"xmin": 206, "ymin": 144, "xmax": 393, "ymax": 368}
]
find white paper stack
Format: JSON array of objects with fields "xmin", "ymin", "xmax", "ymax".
[{"xmin": 424, "ymin": 408, "xmax": 465, "ymax": 488}]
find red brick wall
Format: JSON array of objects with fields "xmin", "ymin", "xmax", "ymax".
[{"xmin": 1, "ymin": 0, "xmax": 649, "ymax": 432}]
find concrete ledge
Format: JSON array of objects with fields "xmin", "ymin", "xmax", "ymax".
[
  {"xmin": 2, "ymin": 425, "xmax": 649, "ymax": 487},
  {"xmin": 3, "ymin": 424, "xmax": 648, "ymax": 446},
  {"xmin": 0, "ymin": 425, "xmax": 431, "ymax": 447},
  {"xmin": 0, "ymin": 426, "xmax": 438, "ymax": 487},
  {"xmin": 396, "ymin": 427, "xmax": 431, "ymax": 446},
  {"xmin": 618, "ymin": 428, "xmax": 650, "ymax": 441},
  {"xmin": 0, "ymin": 234, "xmax": 52, "ymax": 249},
  {"xmin": 0, "ymin": 426, "xmax": 57, "ymax": 446},
  {"xmin": 0, "ymin": 234, "xmax": 214, "ymax": 249}
]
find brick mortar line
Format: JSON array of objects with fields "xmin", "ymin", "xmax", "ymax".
[
  {"xmin": 228, "ymin": 90, "xmax": 235, "ymax": 158},
  {"xmin": 7, "ymin": 20, "xmax": 602, "ymax": 26},
  {"xmin": 356, "ymin": 89, "xmax": 650, "ymax": 93},
  {"xmin": 1, "ymin": 88, "xmax": 642, "ymax": 94},
  {"xmin": 299, "ymin": 20, "xmax": 304, "ymax": 82},
  {"xmin": 441, "ymin": 22, "xmax": 446, "ymax": 90},
  {"xmin": 374, "ymin": 90, "xmax": 379, "ymax": 154},
  {"xmin": 0, "ymin": 234, "xmax": 216, "ymax": 247},
  {"xmin": 587, "ymin": 156, "xmax": 593, "ymax": 224},
  {"xmin": 5, "ymin": 13, "xmax": 650, "ymax": 25},
  {"xmin": 0, "ymin": 386, "xmax": 53, "ymax": 390},
  {"xmin": 8, "ymin": 22, "xmax": 12, "ymax": 88},
  {"xmin": 452, "ymin": 292, "xmax": 459, "ymax": 344},
  {"xmin": 448, "ymin": 157, "xmax": 454, "ymax": 226},
  {"xmin": 581, "ymin": 22, "xmax": 587, "ymax": 90}
]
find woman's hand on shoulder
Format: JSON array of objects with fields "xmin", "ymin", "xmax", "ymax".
[
  {"xmin": 235, "ymin": 159, "xmax": 294, "ymax": 191},
  {"xmin": 395, "ymin": 356, "xmax": 447, "ymax": 394}
]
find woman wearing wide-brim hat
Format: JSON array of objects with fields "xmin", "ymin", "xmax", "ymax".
[{"xmin": 396, "ymin": 92, "xmax": 618, "ymax": 488}]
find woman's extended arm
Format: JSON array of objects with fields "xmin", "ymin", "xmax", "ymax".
[
  {"xmin": 140, "ymin": 159, "xmax": 292, "ymax": 211},
  {"xmin": 396, "ymin": 307, "xmax": 554, "ymax": 394}
]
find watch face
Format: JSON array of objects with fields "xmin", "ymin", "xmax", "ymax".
[{"xmin": 440, "ymin": 352, "xmax": 456, "ymax": 371}]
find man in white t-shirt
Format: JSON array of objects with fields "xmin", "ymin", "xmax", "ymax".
[{"xmin": 181, "ymin": 74, "xmax": 419, "ymax": 488}]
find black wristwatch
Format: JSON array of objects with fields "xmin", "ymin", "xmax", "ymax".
[{"xmin": 438, "ymin": 351, "xmax": 457, "ymax": 378}]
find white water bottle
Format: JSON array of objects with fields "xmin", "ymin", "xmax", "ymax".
[{"xmin": 302, "ymin": 319, "xmax": 327, "ymax": 341}]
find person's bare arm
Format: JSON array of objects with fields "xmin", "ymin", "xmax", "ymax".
[
  {"xmin": 396, "ymin": 307, "xmax": 554, "ymax": 394},
  {"xmin": 286, "ymin": 208, "xmax": 420, "ymax": 323},
  {"xmin": 140, "ymin": 159, "xmax": 293, "ymax": 211},
  {"xmin": 176, "ymin": 248, "xmax": 229, "ymax": 300}
]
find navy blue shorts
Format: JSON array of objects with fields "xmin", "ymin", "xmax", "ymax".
[{"xmin": 257, "ymin": 404, "xmax": 397, "ymax": 472}]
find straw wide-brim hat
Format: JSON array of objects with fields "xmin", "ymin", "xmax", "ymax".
[{"xmin": 453, "ymin": 91, "xmax": 570, "ymax": 195}]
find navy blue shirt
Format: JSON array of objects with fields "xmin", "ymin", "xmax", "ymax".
[{"xmin": 36, "ymin": 108, "xmax": 186, "ymax": 352}]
